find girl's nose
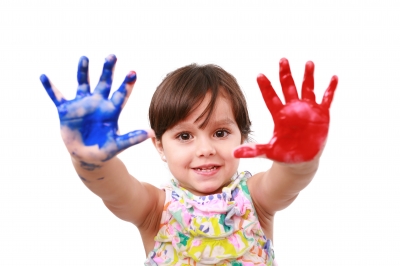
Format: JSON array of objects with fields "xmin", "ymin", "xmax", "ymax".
[{"xmin": 195, "ymin": 138, "xmax": 216, "ymax": 157}]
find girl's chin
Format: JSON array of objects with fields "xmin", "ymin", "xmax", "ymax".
[{"xmin": 191, "ymin": 181, "xmax": 231, "ymax": 196}]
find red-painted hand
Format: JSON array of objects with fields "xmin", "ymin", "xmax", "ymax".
[{"xmin": 233, "ymin": 58, "xmax": 338, "ymax": 163}]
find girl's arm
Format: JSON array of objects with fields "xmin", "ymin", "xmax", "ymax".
[
  {"xmin": 71, "ymin": 156, "xmax": 164, "ymax": 226},
  {"xmin": 249, "ymin": 156, "xmax": 319, "ymax": 214},
  {"xmin": 40, "ymin": 55, "xmax": 164, "ymax": 227},
  {"xmin": 235, "ymin": 58, "xmax": 338, "ymax": 215}
]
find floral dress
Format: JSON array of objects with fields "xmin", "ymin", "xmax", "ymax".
[{"xmin": 144, "ymin": 171, "xmax": 275, "ymax": 266}]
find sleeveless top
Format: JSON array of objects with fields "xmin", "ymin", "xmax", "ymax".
[{"xmin": 144, "ymin": 171, "xmax": 275, "ymax": 266}]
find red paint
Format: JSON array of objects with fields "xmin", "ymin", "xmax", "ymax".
[
  {"xmin": 234, "ymin": 58, "xmax": 338, "ymax": 163},
  {"xmin": 126, "ymin": 71, "xmax": 137, "ymax": 84}
]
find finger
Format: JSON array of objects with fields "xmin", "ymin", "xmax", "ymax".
[
  {"xmin": 301, "ymin": 61, "xmax": 316, "ymax": 102},
  {"xmin": 279, "ymin": 58, "xmax": 299, "ymax": 103},
  {"xmin": 76, "ymin": 56, "xmax": 90, "ymax": 98},
  {"xmin": 93, "ymin": 54, "xmax": 117, "ymax": 98},
  {"xmin": 257, "ymin": 74, "xmax": 283, "ymax": 116},
  {"xmin": 320, "ymin": 75, "xmax": 338, "ymax": 109},
  {"xmin": 115, "ymin": 129, "xmax": 153, "ymax": 152},
  {"xmin": 111, "ymin": 71, "xmax": 137, "ymax": 109},
  {"xmin": 39, "ymin": 74, "xmax": 66, "ymax": 106},
  {"xmin": 233, "ymin": 143, "xmax": 272, "ymax": 158}
]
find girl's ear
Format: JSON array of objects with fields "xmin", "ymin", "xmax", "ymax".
[
  {"xmin": 151, "ymin": 137, "xmax": 163, "ymax": 152},
  {"xmin": 152, "ymin": 138, "xmax": 167, "ymax": 162}
]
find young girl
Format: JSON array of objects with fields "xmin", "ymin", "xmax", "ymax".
[{"xmin": 40, "ymin": 54, "xmax": 338, "ymax": 265}]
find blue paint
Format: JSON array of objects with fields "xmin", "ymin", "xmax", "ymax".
[
  {"xmin": 116, "ymin": 129, "xmax": 148, "ymax": 150},
  {"xmin": 93, "ymin": 55, "xmax": 116, "ymax": 98},
  {"xmin": 40, "ymin": 55, "xmax": 148, "ymax": 162},
  {"xmin": 80, "ymin": 161, "xmax": 101, "ymax": 171},
  {"xmin": 77, "ymin": 56, "xmax": 90, "ymax": 98},
  {"xmin": 40, "ymin": 74, "xmax": 66, "ymax": 106},
  {"xmin": 78, "ymin": 175, "xmax": 90, "ymax": 183}
]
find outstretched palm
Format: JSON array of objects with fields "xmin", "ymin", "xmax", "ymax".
[
  {"xmin": 40, "ymin": 55, "xmax": 151, "ymax": 164},
  {"xmin": 234, "ymin": 58, "xmax": 338, "ymax": 163}
]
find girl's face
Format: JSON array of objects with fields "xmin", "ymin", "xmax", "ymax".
[{"xmin": 153, "ymin": 92, "xmax": 242, "ymax": 196}]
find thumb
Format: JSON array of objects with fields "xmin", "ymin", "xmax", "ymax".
[
  {"xmin": 115, "ymin": 129, "xmax": 154, "ymax": 152},
  {"xmin": 233, "ymin": 143, "xmax": 273, "ymax": 158}
]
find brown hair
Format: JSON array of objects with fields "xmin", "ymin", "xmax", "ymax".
[{"xmin": 149, "ymin": 64, "xmax": 251, "ymax": 141}]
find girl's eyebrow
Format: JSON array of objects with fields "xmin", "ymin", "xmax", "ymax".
[
  {"xmin": 172, "ymin": 118, "xmax": 236, "ymax": 131},
  {"xmin": 208, "ymin": 118, "xmax": 236, "ymax": 127},
  {"xmin": 171, "ymin": 117, "xmax": 236, "ymax": 131},
  {"xmin": 170, "ymin": 123, "xmax": 193, "ymax": 131}
]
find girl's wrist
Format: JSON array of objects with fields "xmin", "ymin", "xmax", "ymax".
[
  {"xmin": 276, "ymin": 153, "xmax": 321, "ymax": 178},
  {"xmin": 71, "ymin": 156, "xmax": 106, "ymax": 172}
]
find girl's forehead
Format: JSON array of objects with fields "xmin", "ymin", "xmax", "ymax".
[
  {"xmin": 173, "ymin": 96, "xmax": 236, "ymax": 129},
  {"xmin": 193, "ymin": 93, "xmax": 233, "ymax": 115}
]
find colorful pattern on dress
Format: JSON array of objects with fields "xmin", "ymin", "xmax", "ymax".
[{"xmin": 144, "ymin": 171, "xmax": 275, "ymax": 266}]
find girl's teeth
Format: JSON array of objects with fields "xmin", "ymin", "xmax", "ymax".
[{"xmin": 197, "ymin": 166, "xmax": 217, "ymax": 171}]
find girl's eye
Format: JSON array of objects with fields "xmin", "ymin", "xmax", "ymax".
[
  {"xmin": 214, "ymin": 130, "xmax": 229, "ymax": 138},
  {"xmin": 177, "ymin": 132, "xmax": 193, "ymax": 141}
]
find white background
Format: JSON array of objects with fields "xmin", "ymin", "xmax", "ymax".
[{"xmin": 1, "ymin": 0, "xmax": 399, "ymax": 265}]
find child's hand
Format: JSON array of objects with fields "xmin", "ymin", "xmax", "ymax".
[
  {"xmin": 234, "ymin": 58, "xmax": 338, "ymax": 163},
  {"xmin": 40, "ymin": 55, "xmax": 152, "ymax": 166}
]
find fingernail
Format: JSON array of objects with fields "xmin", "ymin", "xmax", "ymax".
[
  {"xmin": 80, "ymin": 56, "xmax": 89, "ymax": 67},
  {"xmin": 126, "ymin": 71, "xmax": 137, "ymax": 83}
]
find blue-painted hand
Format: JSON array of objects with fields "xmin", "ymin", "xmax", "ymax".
[{"xmin": 40, "ymin": 55, "xmax": 153, "ymax": 163}]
